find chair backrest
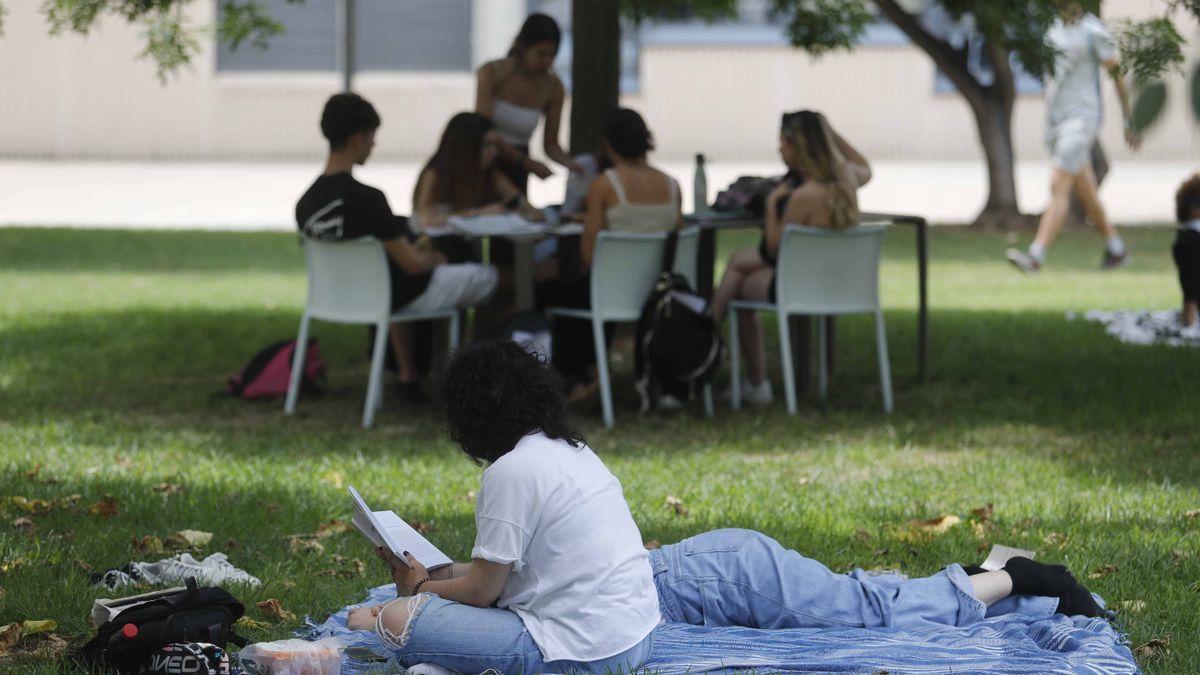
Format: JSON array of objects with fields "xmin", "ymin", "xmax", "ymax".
[
  {"xmin": 590, "ymin": 230, "xmax": 670, "ymax": 321},
  {"xmin": 774, "ymin": 224, "xmax": 887, "ymax": 314},
  {"xmin": 303, "ymin": 237, "xmax": 392, "ymax": 323},
  {"xmin": 671, "ymin": 225, "xmax": 702, "ymax": 288}
]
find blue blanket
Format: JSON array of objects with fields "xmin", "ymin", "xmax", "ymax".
[{"xmin": 300, "ymin": 585, "xmax": 1139, "ymax": 674}]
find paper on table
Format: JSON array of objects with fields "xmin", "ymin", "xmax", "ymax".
[
  {"xmin": 449, "ymin": 213, "xmax": 543, "ymax": 237},
  {"xmin": 979, "ymin": 544, "xmax": 1036, "ymax": 572}
]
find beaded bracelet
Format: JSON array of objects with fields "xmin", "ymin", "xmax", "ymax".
[{"xmin": 411, "ymin": 576, "xmax": 431, "ymax": 595}]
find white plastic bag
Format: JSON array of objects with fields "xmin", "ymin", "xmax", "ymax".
[{"xmin": 238, "ymin": 637, "xmax": 342, "ymax": 675}]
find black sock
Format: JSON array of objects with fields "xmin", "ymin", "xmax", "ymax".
[
  {"xmin": 1056, "ymin": 583, "xmax": 1103, "ymax": 618},
  {"xmin": 1004, "ymin": 557, "xmax": 1077, "ymax": 597}
]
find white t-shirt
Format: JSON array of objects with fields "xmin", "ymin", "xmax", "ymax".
[
  {"xmin": 1045, "ymin": 15, "xmax": 1118, "ymax": 127},
  {"xmin": 471, "ymin": 432, "xmax": 660, "ymax": 663}
]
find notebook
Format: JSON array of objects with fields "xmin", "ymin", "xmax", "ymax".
[{"xmin": 348, "ymin": 486, "xmax": 453, "ymax": 570}]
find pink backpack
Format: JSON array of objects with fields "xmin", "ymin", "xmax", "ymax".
[{"xmin": 228, "ymin": 339, "xmax": 325, "ymax": 400}]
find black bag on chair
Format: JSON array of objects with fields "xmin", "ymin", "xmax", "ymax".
[{"xmin": 634, "ymin": 272, "xmax": 723, "ymax": 411}]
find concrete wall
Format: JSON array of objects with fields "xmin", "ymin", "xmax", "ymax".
[{"xmin": 0, "ymin": 0, "xmax": 1196, "ymax": 162}]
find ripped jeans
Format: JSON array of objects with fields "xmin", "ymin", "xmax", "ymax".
[{"xmin": 384, "ymin": 594, "xmax": 653, "ymax": 674}]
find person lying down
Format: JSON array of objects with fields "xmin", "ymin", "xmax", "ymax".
[{"xmin": 346, "ymin": 341, "xmax": 1102, "ymax": 674}]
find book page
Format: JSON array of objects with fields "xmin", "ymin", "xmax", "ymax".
[
  {"xmin": 373, "ymin": 511, "xmax": 453, "ymax": 570},
  {"xmin": 980, "ymin": 544, "xmax": 1036, "ymax": 572}
]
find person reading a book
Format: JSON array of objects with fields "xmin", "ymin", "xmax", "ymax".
[{"xmin": 346, "ymin": 341, "xmax": 1102, "ymax": 674}]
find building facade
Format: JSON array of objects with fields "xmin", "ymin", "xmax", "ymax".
[{"xmin": 0, "ymin": 0, "xmax": 1196, "ymax": 163}]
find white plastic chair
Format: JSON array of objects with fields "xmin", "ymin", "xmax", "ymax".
[
  {"xmin": 669, "ymin": 225, "xmax": 715, "ymax": 417},
  {"xmin": 729, "ymin": 224, "xmax": 893, "ymax": 415},
  {"xmin": 546, "ymin": 230, "xmax": 670, "ymax": 428},
  {"xmin": 284, "ymin": 238, "xmax": 459, "ymax": 428}
]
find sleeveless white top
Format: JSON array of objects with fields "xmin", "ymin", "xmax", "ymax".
[
  {"xmin": 604, "ymin": 168, "xmax": 679, "ymax": 233},
  {"xmin": 492, "ymin": 99, "xmax": 541, "ymax": 147}
]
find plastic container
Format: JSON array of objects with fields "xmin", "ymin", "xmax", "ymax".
[{"xmin": 238, "ymin": 637, "xmax": 342, "ymax": 675}]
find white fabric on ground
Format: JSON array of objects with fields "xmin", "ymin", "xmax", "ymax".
[
  {"xmin": 1068, "ymin": 309, "xmax": 1200, "ymax": 346},
  {"xmin": 95, "ymin": 552, "xmax": 261, "ymax": 589}
]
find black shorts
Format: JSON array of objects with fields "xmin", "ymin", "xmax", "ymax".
[{"xmin": 1173, "ymin": 229, "xmax": 1200, "ymax": 302}]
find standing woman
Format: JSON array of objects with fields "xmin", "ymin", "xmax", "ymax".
[{"xmin": 476, "ymin": 13, "xmax": 583, "ymax": 194}]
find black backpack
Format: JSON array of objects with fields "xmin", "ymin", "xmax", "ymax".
[
  {"xmin": 80, "ymin": 578, "xmax": 246, "ymax": 674},
  {"xmin": 634, "ymin": 272, "xmax": 724, "ymax": 411}
]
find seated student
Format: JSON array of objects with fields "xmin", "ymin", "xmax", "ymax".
[
  {"xmin": 296, "ymin": 94, "xmax": 498, "ymax": 402},
  {"xmin": 711, "ymin": 110, "xmax": 872, "ymax": 406},
  {"xmin": 538, "ymin": 108, "xmax": 683, "ymax": 400},
  {"xmin": 345, "ymin": 341, "xmax": 1102, "ymax": 674},
  {"xmin": 411, "ymin": 111, "xmax": 542, "ymax": 263},
  {"xmin": 1173, "ymin": 173, "xmax": 1200, "ymax": 329}
]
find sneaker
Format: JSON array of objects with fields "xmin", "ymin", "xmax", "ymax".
[
  {"xmin": 723, "ymin": 379, "xmax": 773, "ymax": 407},
  {"xmin": 656, "ymin": 394, "xmax": 684, "ymax": 411},
  {"xmin": 1006, "ymin": 248, "xmax": 1041, "ymax": 274},
  {"xmin": 1101, "ymin": 249, "xmax": 1130, "ymax": 270}
]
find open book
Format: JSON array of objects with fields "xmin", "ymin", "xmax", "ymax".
[{"xmin": 348, "ymin": 486, "xmax": 453, "ymax": 571}]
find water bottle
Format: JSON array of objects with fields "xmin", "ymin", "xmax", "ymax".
[{"xmin": 693, "ymin": 153, "xmax": 708, "ymax": 215}]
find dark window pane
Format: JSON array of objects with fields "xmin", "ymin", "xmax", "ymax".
[
  {"xmin": 217, "ymin": 0, "xmax": 336, "ymax": 71},
  {"xmin": 355, "ymin": 0, "xmax": 472, "ymax": 72}
]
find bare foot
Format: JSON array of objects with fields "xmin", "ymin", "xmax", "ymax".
[{"xmin": 347, "ymin": 604, "xmax": 382, "ymax": 631}]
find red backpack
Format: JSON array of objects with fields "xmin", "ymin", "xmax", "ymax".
[{"xmin": 228, "ymin": 339, "xmax": 325, "ymax": 399}]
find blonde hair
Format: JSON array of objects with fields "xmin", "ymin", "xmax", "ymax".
[{"xmin": 781, "ymin": 111, "xmax": 858, "ymax": 229}]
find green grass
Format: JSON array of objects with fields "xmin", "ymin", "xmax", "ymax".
[{"xmin": 1, "ymin": 225, "xmax": 1197, "ymax": 672}]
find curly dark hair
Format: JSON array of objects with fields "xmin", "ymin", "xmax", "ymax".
[
  {"xmin": 441, "ymin": 341, "xmax": 585, "ymax": 464},
  {"xmin": 1176, "ymin": 173, "xmax": 1200, "ymax": 223}
]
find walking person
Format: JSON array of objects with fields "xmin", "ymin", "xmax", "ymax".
[{"xmin": 1007, "ymin": 1, "xmax": 1141, "ymax": 273}]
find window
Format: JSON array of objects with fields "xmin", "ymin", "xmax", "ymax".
[
  {"xmin": 922, "ymin": 4, "xmax": 1044, "ymax": 94},
  {"xmin": 216, "ymin": 0, "xmax": 472, "ymax": 72}
]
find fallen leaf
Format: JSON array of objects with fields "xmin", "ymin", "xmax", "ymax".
[
  {"xmin": 970, "ymin": 504, "xmax": 993, "ymax": 522},
  {"xmin": 132, "ymin": 535, "xmax": 165, "ymax": 554},
  {"xmin": 255, "ymin": 599, "xmax": 296, "ymax": 622},
  {"xmin": 907, "ymin": 514, "xmax": 961, "ymax": 534},
  {"xmin": 20, "ymin": 620, "xmax": 56, "ymax": 636},
  {"xmin": 1171, "ymin": 549, "xmax": 1188, "ymax": 566},
  {"xmin": 0, "ymin": 588, "xmax": 5, "ymax": 600},
  {"xmin": 315, "ymin": 519, "xmax": 350, "ymax": 538},
  {"xmin": 1184, "ymin": 508, "xmax": 1200, "ymax": 519},
  {"xmin": 153, "ymin": 482, "xmax": 183, "ymax": 497},
  {"xmin": 317, "ymin": 569, "xmax": 338, "ymax": 577},
  {"xmin": 796, "ymin": 476, "xmax": 811, "ymax": 486},
  {"xmin": 226, "ymin": 538, "xmax": 239, "ymax": 549},
  {"xmin": 1114, "ymin": 600, "xmax": 1146, "ymax": 614},
  {"xmin": 88, "ymin": 496, "xmax": 120, "ymax": 518},
  {"xmin": 287, "ymin": 536, "xmax": 325, "ymax": 555},
  {"xmin": 114, "ymin": 454, "xmax": 134, "ymax": 469},
  {"xmin": 349, "ymin": 559, "xmax": 366, "ymax": 576},
  {"xmin": 643, "ymin": 540, "xmax": 661, "ymax": 550},
  {"xmin": 235, "ymin": 617, "xmax": 271, "ymax": 631},
  {"xmin": 264, "ymin": 503, "xmax": 281, "ymax": 516},
  {"xmin": 9, "ymin": 497, "xmax": 53, "ymax": 515},
  {"xmin": 322, "ymin": 470, "xmax": 345, "ymax": 489},
  {"xmin": 665, "ymin": 495, "xmax": 690, "ymax": 517},
  {"xmin": 0, "ymin": 559, "xmax": 24, "ymax": 574},
  {"xmin": 1134, "ymin": 635, "xmax": 1169, "ymax": 661},
  {"xmin": 408, "ymin": 521, "xmax": 433, "ymax": 534},
  {"xmin": 166, "ymin": 530, "xmax": 212, "ymax": 549},
  {"xmin": 75, "ymin": 559, "xmax": 94, "ymax": 572},
  {"xmin": 461, "ymin": 491, "xmax": 477, "ymax": 502},
  {"xmin": 30, "ymin": 633, "xmax": 70, "ymax": 659},
  {"xmin": 1088, "ymin": 564, "xmax": 1119, "ymax": 580},
  {"xmin": 854, "ymin": 529, "xmax": 871, "ymax": 542},
  {"xmin": 279, "ymin": 580, "xmax": 296, "ymax": 590},
  {"xmin": 0, "ymin": 623, "xmax": 21, "ymax": 656},
  {"xmin": 11, "ymin": 517, "xmax": 35, "ymax": 532},
  {"xmin": 1043, "ymin": 532, "xmax": 1068, "ymax": 548},
  {"xmin": 23, "ymin": 465, "xmax": 41, "ymax": 480}
]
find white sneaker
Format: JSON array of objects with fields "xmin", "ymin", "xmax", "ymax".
[
  {"xmin": 656, "ymin": 394, "xmax": 684, "ymax": 411},
  {"xmin": 724, "ymin": 379, "xmax": 773, "ymax": 407}
]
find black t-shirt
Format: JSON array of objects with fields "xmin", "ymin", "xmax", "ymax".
[{"xmin": 295, "ymin": 172, "xmax": 432, "ymax": 308}]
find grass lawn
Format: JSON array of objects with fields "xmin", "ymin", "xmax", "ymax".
[{"xmin": 0, "ymin": 225, "xmax": 1197, "ymax": 672}]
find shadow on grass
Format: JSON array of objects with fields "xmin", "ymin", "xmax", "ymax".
[{"xmin": 2, "ymin": 303, "xmax": 1197, "ymax": 485}]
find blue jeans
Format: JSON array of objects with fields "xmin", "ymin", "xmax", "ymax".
[
  {"xmin": 397, "ymin": 595, "xmax": 654, "ymax": 674},
  {"xmin": 650, "ymin": 528, "xmax": 988, "ymax": 630}
]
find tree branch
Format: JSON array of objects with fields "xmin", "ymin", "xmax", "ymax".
[{"xmin": 871, "ymin": 0, "xmax": 984, "ymax": 107}]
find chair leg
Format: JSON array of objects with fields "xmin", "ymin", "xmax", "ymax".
[
  {"xmin": 363, "ymin": 320, "xmax": 389, "ymax": 428},
  {"xmin": 284, "ymin": 315, "xmax": 310, "ymax": 416},
  {"xmin": 592, "ymin": 319, "xmax": 615, "ymax": 428},
  {"xmin": 777, "ymin": 312, "xmax": 798, "ymax": 415},
  {"xmin": 817, "ymin": 315, "xmax": 828, "ymax": 401},
  {"xmin": 729, "ymin": 308, "xmax": 741, "ymax": 410},
  {"xmin": 703, "ymin": 384, "xmax": 714, "ymax": 418},
  {"xmin": 875, "ymin": 310, "xmax": 894, "ymax": 414},
  {"xmin": 448, "ymin": 311, "xmax": 461, "ymax": 351}
]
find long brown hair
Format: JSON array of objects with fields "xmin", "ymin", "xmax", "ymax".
[
  {"xmin": 416, "ymin": 112, "xmax": 497, "ymax": 211},
  {"xmin": 781, "ymin": 110, "xmax": 857, "ymax": 229}
]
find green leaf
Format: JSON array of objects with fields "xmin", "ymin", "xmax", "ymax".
[{"xmin": 1130, "ymin": 79, "xmax": 1168, "ymax": 134}]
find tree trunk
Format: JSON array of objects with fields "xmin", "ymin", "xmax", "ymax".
[
  {"xmin": 971, "ymin": 95, "xmax": 1026, "ymax": 227},
  {"xmin": 569, "ymin": 0, "xmax": 620, "ymax": 156}
]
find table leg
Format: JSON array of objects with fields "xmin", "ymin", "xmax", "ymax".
[
  {"xmin": 698, "ymin": 227, "xmax": 716, "ymax": 299},
  {"xmin": 513, "ymin": 239, "xmax": 534, "ymax": 312},
  {"xmin": 916, "ymin": 218, "xmax": 928, "ymax": 383}
]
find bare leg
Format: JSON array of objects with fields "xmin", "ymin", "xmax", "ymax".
[
  {"xmin": 713, "ymin": 247, "xmax": 769, "ymax": 320},
  {"xmin": 968, "ymin": 571, "xmax": 1013, "ymax": 607},
  {"xmin": 1072, "ymin": 164, "xmax": 1117, "ymax": 240},
  {"xmin": 1184, "ymin": 301, "xmax": 1199, "ymax": 327},
  {"xmin": 1032, "ymin": 168, "xmax": 1078, "ymax": 254},
  {"xmin": 739, "ymin": 269, "xmax": 775, "ymax": 385},
  {"xmin": 387, "ymin": 324, "xmax": 418, "ymax": 383}
]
